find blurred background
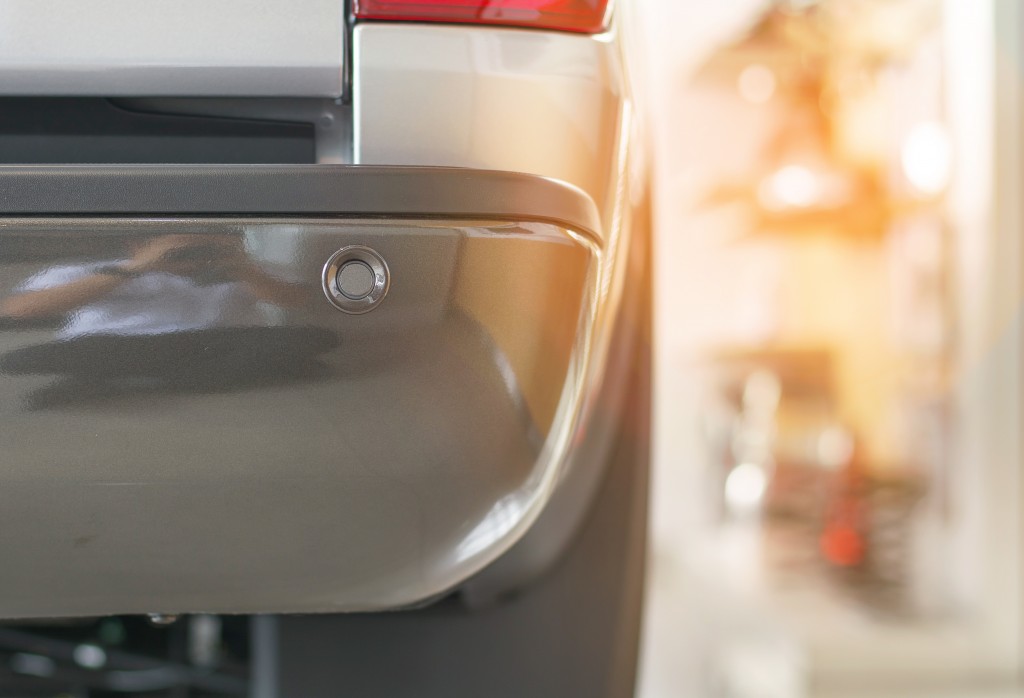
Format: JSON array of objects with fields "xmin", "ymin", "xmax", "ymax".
[{"xmin": 633, "ymin": 0, "xmax": 1023, "ymax": 696}]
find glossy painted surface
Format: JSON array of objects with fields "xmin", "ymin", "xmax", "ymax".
[
  {"xmin": 353, "ymin": 24, "xmax": 627, "ymax": 233},
  {"xmin": 0, "ymin": 217, "xmax": 598, "ymax": 617},
  {"xmin": 0, "ymin": 0, "xmax": 346, "ymax": 96},
  {"xmin": 353, "ymin": 23, "xmax": 641, "ymax": 603}
]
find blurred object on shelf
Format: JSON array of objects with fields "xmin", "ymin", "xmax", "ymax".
[
  {"xmin": 724, "ymin": 369, "xmax": 781, "ymax": 518},
  {"xmin": 702, "ymin": 349, "xmax": 835, "ymax": 527},
  {"xmin": 820, "ymin": 455, "xmax": 926, "ymax": 613},
  {"xmin": 702, "ymin": 349, "xmax": 929, "ymax": 614}
]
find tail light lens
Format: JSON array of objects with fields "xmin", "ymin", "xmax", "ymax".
[{"xmin": 353, "ymin": 0, "xmax": 611, "ymax": 34}]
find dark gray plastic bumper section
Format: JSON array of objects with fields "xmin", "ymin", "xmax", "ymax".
[
  {"xmin": 0, "ymin": 165, "xmax": 600, "ymax": 241},
  {"xmin": 0, "ymin": 166, "xmax": 603, "ymax": 617}
]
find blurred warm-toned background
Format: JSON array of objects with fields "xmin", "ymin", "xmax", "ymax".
[{"xmin": 633, "ymin": 1, "xmax": 1023, "ymax": 696}]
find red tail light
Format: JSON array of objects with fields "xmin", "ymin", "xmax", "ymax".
[{"xmin": 353, "ymin": 0, "xmax": 611, "ymax": 34}]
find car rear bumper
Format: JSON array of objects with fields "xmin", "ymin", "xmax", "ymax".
[{"xmin": 0, "ymin": 165, "xmax": 604, "ymax": 617}]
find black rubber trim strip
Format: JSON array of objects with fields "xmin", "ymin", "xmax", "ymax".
[
  {"xmin": 0, "ymin": 165, "xmax": 601, "ymax": 243},
  {"xmin": 342, "ymin": 0, "xmax": 354, "ymax": 104}
]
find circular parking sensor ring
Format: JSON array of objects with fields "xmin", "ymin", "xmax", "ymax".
[{"xmin": 322, "ymin": 246, "xmax": 390, "ymax": 314}]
